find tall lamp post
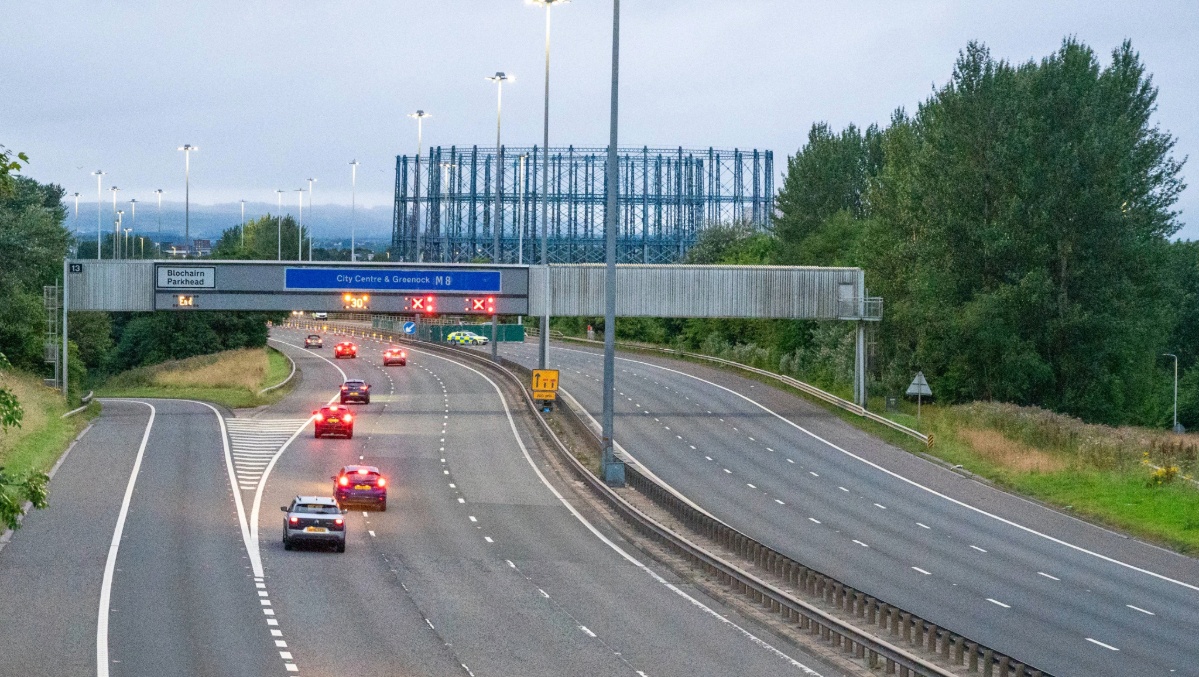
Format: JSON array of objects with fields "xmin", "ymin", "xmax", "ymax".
[
  {"xmin": 154, "ymin": 189, "xmax": 164, "ymax": 239},
  {"xmin": 295, "ymin": 189, "xmax": 305, "ymax": 261},
  {"xmin": 124, "ymin": 228, "xmax": 132, "ymax": 260},
  {"xmin": 129, "ymin": 198, "xmax": 138, "ymax": 231},
  {"xmin": 409, "ymin": 110, "xmax": 431, "ymax": 262},
  {"xmin": 113, "ymin": 210, "xmax": 123, "ymax": 259},
  {"xmin": 530, "ymin": 0, "xmax": 568, "ymax": 370},
  {"xmin": 600, "ymin": 0, "xmax": 625, "ymax": 484},
  {"xmin": 350, "ymin": 160, "xmax": 360, "ymax": 262},
  {"xmin": 177, "ymin": 144, "xmax": 198, "ymax": 255},
  {"xmin": 275, "ymin": 189, "xmax": 285, "ymax": 260},
  {"xmin": 486, "ymin": 71, "xmax": 513, "ymax": 361},
  {"xmin": 92, "ymin": 170, "xmax": 105, "ymax": 260},
  {"xmin": 240, "ymin": 199, "xmax": 246, "ymax": 248},
  {"xmin": 1164, "ymin": 353, "xmax": 1181, "ymax": 432},
  {"xmin": 306, "ymin": 178, "xmax": 317, "ymax": 261},
  {"xmin": 109, "ymin": 186, "xmax": 121, "ymax": 258}
]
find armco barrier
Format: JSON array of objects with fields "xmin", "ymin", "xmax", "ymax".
[
  {"xmin": 561, "ymin": 335, "xmax": 933, "ymax": 447},
  {"xmin": 282, "ymin": 321, "xmax": 1047, "ymax": 677}
]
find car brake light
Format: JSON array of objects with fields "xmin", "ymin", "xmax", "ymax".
[
  {"xmin": 363, "ymin": 385, "xmax": 369, "ymax": 390},
  {"xmin": 343, "ymin": 413, "xmax": 353, "ymax": 422},
  {"xmin": 378, "ymin": 477, "xmax": 386, "ymax": 487},
  {"xmin": 338, "ymin": 476, "xmax": 349, "ymax": 486},
  {"xmin": 334, "ymin": 518, "xmax": 344, "ymax": 526},
  {"xmin": 341, "ymin": 385, "xmax": 348, "ymax": 391},
  {"xmin": 289, "ymin": 516, "xmax": 299, "ymax": 524},
  {"xmin": 401, "ymin": 351, "xmax": 406, "ymax": 357},
  {"xmin": 315, "ymin": 414, "xmax": 324, "ymax": 422}
]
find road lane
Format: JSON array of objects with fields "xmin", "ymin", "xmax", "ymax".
[
  {"xmin": 0, "ymin": 401, "xmax": 147, "ymax": 677},
  {"xmin": 481, "ymin": 338, "xmax": 1199, "ymax": 675},
  {"xmin": 266, "ymin": 327, "xmax": 838, "ymax": 676}
]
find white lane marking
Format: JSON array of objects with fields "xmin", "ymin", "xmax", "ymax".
[
  {"xmin": 809, "ymin": 471, "xmax": 819, "ymax": 477},
  {"xmin": 506, "ymin": 560, "xmax": 516, "ymax": 568},
  {"xmin": 766, "ymin": 447, "xmax": 774, "ymax": 452},
  {"xmin": 551, "ymin": 346, "xmax": 1199, "ymax": 597},
  {"xmin": 746, "ymin": 483, "xmax": 756, "ymax": 489},
  {"xmin": 809, "ymin": 518, "xmax": 822, "ymax": 524},
  {"xmin": 723, "ymin": 468, "xmax": 732, "ymax": 474},
  {"xmin": 279, "ymin": 651, "xmax": 293, "ymax": 659},
  {"xmin": 275, "ymin": 640, "xmax": 287, "ymax": 647},
  {"xmin": 449, "ymin": 483, "xmax": 457, "ymax": 488},
  {"xmin": 270, "ymin": 629, "xmax": 282, "ymax": 637},
  {"xmin": 285, "ymin": 664, "xmax": 298, "ymax": 673},
  {"xmin": 579, "ymin": 625, "xmax": 597, "ymax": 638},
  {"xmin": 917, "ymin": 522, "xmax": 931, "ymax": 529},
  {"xmin": 1038, "ymin": 571, "xmax": 1060, "ymax": 581},
  {"xmin": 410, "ymin": 346, "xmax": 822, "ymax": 675},
  {"xmin": 911, "ymin": 567, "xmax": 931, "ymax": 575},
  {"xmin": 484, "ymin": 536, "xmax": 494, "ymax": 543},
  {"xmin": 853, "ymin": 540, "xmax": 869, "ymax": 548},
  {"xmin": 775, "ymin": 499, "xmax": 786, "ymax": 505},
  {"xmin": 874, "ymin": 503, "xmax": 887, "ymax": 510},
  {"xmin": 786, "ymin": 459, "xmax": 794, "ymax": 464},
  {"xmin": 986, "ymin": 598, "xmax": 1011, "ymax": 609},
  {"xmin": 425, "ymin": 618, "xmax": 435, "ymax": 630},
  {"xmin": 267, "ymin": 618, "xmax": 278, "ymax": 626},
  {"xmin": 1126, "ymin": 604, "xmax": 1155, "ymax": 615},
  {"xmin": 689, "ymin": 445, "xmax": 696, "ymax": 450},
  {"xmin": 258, "ymin": 591, "xmax": 268, "ymax": 597},
  {"xmin": 95, "ymin": 400, "xmax": 156, "ymax": 677},
  {"xmin": 539, "ymin": 589, "xmax": 550, "ymax": 598},
  {"xmin": 1086, "ymin": 638, "xmax": 1120, "ymax": 651},
  {"xmin": 469, "ymin": 515, "xmax": 478, "ymax": 522},
  {"xmin": 839, "ymin": 487, "xmax": 849, "ymax": 492},
  {"xmin": 369, "ymin": 530, "xmax": 377, "ymax": 537},
  {"xmin": 970, "ymin": 545, "xmax": 987, "ymax": 553},
  {"xmin": 458, "ymin": 498, "xmax": 466, "ymax": 504}
]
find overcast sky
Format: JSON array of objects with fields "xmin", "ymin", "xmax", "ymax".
[{"xmin": 7, "ymin": 0, "xmax": 1197, "ymax": 239}]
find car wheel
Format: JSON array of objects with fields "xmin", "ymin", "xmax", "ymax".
[
  {"xmin": 283, "ymin": 535, "xmax": 293, "ymax": 550},
  {"xmin": 335, "ymin": 541, "xmax": 346, "ymax": 553},
  {"xmin": 364, "ymin": 397, "xmax": 370, "ymax": 404}
]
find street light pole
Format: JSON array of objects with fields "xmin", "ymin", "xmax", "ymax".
[
  {"xmin": 517, "ymin": 153, "xmax": 527, "ymax": 265},
  {"xmin": 109, "ymin": 186, "xmax": 120, "ymax": 258},
  {"xmin": 296, "ymin": 189, "xmax": 305, "ymax": 261},
  {"xmin": 409, "ymin": 110, "xmax": 431, "ymax": 262},
  {"xmin": 600, "ymin": 0, "xmax": 625, "ymax": 485},
  {"xmin": 306, "ymin": 178, "xmax": 317, "ymax": 261},
  {"xmin": 240, "ymin": 199, "xmax": 246, "ymax": 248},
  {"xmin": 350, "ymin": 160, "xmax": 360, "ymax": 262},
  {"xmin": 113, "ymin": 210, "xmax": 123, "ymax": 259},
  {"xmin": 275, "ymin": 189, "xmax": 285, "ymax": 261},
  {"xmin": 92, "ymin": 171, "xmax": 105, "ymax": 260},
  {"xmin": 154, "ymin": 189, "xmax": 164, "ymax": 239},
  {"xmin": 177, "ymin": 144, "xmax": 198, "ymax": 255},
  {"xmin": 129, "ymin": 198, "xmax": 138, "ymax": 231},
  {"xmin": 1164, "ymin": 353, "xmax": 1180, "ymax": 432},
  {"xmin": 487, "ymin": 71, "xmax": 513, "ymax": 362},
  {"xmin": 124, "ymin": 228, "xmax": 132, "ymax": 260},
  {"xmin": 530, "ymin": 0, "xmax": 567, "ymax": 370}
]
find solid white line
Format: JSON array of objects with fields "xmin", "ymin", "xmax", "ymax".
[
  {"xmin": 1038, "ymin": 571, "xmax": 1060, "ymax": 581},
  {"xmin": 775, "ymin": 499, "xmax": 785, "ymax": 505},
  {"xmin": 548, "ymin": 345, "xmax": 1199, "ymax": 595},
  {"xmin": 1126, "ymin": 604, "xmax": 1155, "ymax": 615},
  {"xmin": 1086, "ymin": 637, "xmax": 1119, "ymax": 651},
  {"xmin": 912, "ymin": 567, "xmax": 931, "ymax": 575},
  {"xmin": 408, "ymin": 346, "xmax": 822, "ymax": 675},
  {"xmin": 95, "ymin": 401, "xmax": 156, "ymax": 677},
  {"xmin": 986, "ymin": 598, "xmax": 1010, "ymax": 608},
  {"xmin": 579, "ymin": 625, "xmax": 597, "ymax": 638},
  {"xmin": 970, "ymin": 545, "xmax": 987, "ymax": 553},
  {"xmin": 853, "ymin": 540, "xmax": 869, "ymax": 548},
  {"xmin": 917, "ymin": 522, "xmax": 931, "ymax": 529},
  {"xmin": 874, "ymin": 503, "xmax": 887, "ymax": 510},
  {"xmin": 809, "ymin": 518, "xmax": 822, "ymax": 524}
]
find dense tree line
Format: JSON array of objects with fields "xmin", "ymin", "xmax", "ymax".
[{"xmin": 586, "ymin": 39, "xmax": 1195, "ymax": 428}]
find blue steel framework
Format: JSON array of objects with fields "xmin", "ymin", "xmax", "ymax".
[{"xmin": 392, "ymin": 146, "xmax": 773, "ymax": 264}]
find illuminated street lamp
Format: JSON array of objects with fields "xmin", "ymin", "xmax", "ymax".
[
  {"xmin": 92, "ymin": 170, "xmax": 105, "ymax": 260},
  {"xmin": 409, "ymin": 110, "xmax": 431, "ymax": 262},
  {"xmin": 350, "ymin": 159, "xmax": 360, "ymax": 262},
  {"xmin": 177, "ymin": 144, "xmax": 199, "ymax": 253},
  {"xmin": 528, "ymin": 0, "xmax": 569, "ymax": 369}
]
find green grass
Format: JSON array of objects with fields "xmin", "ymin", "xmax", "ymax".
[
  {"xmin": 96, "ymin": 347, "xmax": 298, "ymax": 410},
  {"xmin": 0, "ymin": 370, "xmax": 97, "ymax": 477}
]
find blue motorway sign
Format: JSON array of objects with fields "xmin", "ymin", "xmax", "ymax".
[
  {"xmin": 403, "ymin": 321, "xmax": 416, "ymax": 335},
  {"xmin": 285, "ymin": 268, "xmax": 501, "ymax": 293}
]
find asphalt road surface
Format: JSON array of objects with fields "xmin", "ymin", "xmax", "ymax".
[
  {"xmin": 471, "ymin": 336, "xmax": 1199, "ymax": 677},
  {"xmin": 0, "ymin": 328, "xmax": 844, "ymax": 677}
]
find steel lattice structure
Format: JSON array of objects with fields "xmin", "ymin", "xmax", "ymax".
[{"xmin": 392, "ymin": 146, "xmax": 773, "ymax": 264}]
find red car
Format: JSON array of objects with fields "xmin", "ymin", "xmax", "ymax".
[
  {"xmin": 383, "ymin": 347, "xmax": 407, "ymax": 366},
  {"xmin": 313, "ymin": 405, "xmax": 354, "ymax": 439},
  {"xmin": 333, "ymin": 465, "xmax": 388, "ymax": 511},
  {"xmin": 334, "ymin": 342, "xmax": 357, "ymax": 359}
]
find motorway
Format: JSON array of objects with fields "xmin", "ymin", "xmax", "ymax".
[
  {"xmin": 0, "ymin": 327, "xmax": 843, "ymax": 677},
  {"xmin": 466, "ymin": 336, "xmax": 1199, "ymax": 676}
]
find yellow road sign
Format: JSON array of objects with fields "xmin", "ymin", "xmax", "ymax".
[{"xmin": 532, "ymin": 369, "xmax": 559, "ymax": 392}]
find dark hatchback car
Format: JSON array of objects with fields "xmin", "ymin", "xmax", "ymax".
[
  {"xmin": 313, "ymin": 405, "xmax": 354, "ymax": 439},
  {"xmin": 333, "ymin": 465, "xmax": 388, "ymax": 511},
  {"xmin": 340, "ymin": 379, "xmax": 371, "ymax": 404}
]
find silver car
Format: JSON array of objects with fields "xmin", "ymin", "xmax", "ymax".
[{"xmin": 281, "ymin": 496, "xmax": 347, "ymax": 552}]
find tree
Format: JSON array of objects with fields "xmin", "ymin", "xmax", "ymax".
[
  {"xmin": 0, "ymin": 144, "xmax": 29, "ymax": 197},
  {"xmin": 212, "ymin": 214, "xmax": 304, "ymax": 260}
]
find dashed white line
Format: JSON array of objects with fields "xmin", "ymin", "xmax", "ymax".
[
  {"xmin": 786, "ymin": 459, "xmax": 794, "ymax": 464},
  {"xmin": 1126, "ymin": 604, "xmax": 1155, "ymax": 616},
  {"xmin": 746, "ymin": 483, "xmax": 757, "ymax": 489},
  {"xmin": 723, "ymin": 468, "xmax": 732, "ymax": 474},
  {"xmin": 970, "ymin": 545, "xmax": 987, "ymax": 553},
  {"xmin": 853, "ymin": 540, "xmax": 869, "ymax": 548},
  {"xmin": 484, "ymin": 536, "xmax": 494, "ymax": 543},
  {"xmin": 809, "ymin": 471, "xmax": 819, "ymax": 477},
  {"xmin": 775, "ymin": 499, "xmax": 785, "ymax": 505},
  {"xmin": 809, "ymin": 518, "xmax": 822, "ymax": 524},
  {"xmin": 469, "ymin": 515, "xmax": 477, "ymax": 522},
  {"xmin": 1037, "ymin": 571, "xmax": 1060, "ymax": 581},
  {"xmin": 873, "ymin": 503, "xmax": 887, "ymax": 510},
  {"xmin": 579, "ymin": 625, "xmax": 597, "ymax": 638},
  {"xmin": 1085, "ymin": 638, "xmax": 1120, "ymax": 651},
  {"xmin": 986, "ymin": 598, "xmax": 1010, "ymax": 609},
  {"xmin": 369, "ymin": 530, "xmax": 376, "ymax": 537},
  {"xmin": 917, "ymin": 522, "xmax": 931, "ymax": 530},
  {"xmin": 425, "ymin": 618, "xmax": 436, "ymax": 630},
  {"xmin": 839, "ymin": 487, "xmax": 849, "ymax": 492},
  {"xmin": 457, "ymin": 498, "xmax": 466, "ymax": 504},
  {"xmin": 911, "ymin": 567, "xmax": 931, "ymax": 575}
]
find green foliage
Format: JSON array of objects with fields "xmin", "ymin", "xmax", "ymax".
[
  {"xmin": 0, "ymin": 390, "xmax": 21, "ymax": 431},
  {"xmin": 0, "ymin": 144, "xmax": 29, "ymax": 197},
  {"xmin": 0, "ymin": 467, "xmax": 48, "ymax": 531},
  {"xmin": 212, "ymin": 213, "xmax": 304, "ymax": 260},
  {"xmin": 106, "ymin": 311, "xmax": 283, "ymax": 372}
]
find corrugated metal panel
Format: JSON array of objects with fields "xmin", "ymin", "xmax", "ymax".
[
  {"xmin": 529, "ymin": 265, "xmax": 864, "ymax": 319},
  {"xmin": 67, "ymin": 261, "xmax": 154, "ymax": 311}
]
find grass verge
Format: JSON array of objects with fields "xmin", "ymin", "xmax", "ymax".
[
  {"xmin": 0, "ymin": 370, "xmax": 97, "ymax": 477},
  {"xmin": 96, "ymin": 346, "xmax": 298, "ymax": 410},
  {"xmin": 557, "ymin": 335, "xmax": 1199, "ymax": 554}
]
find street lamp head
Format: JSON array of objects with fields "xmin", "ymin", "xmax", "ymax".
[
  {"xmin": 409, "ymin": 110, "xmax": 431, "ymax": 120},
  {"xmin": 527, "ymin": 0, "xmax": 569, "ymax": 5},
  {"xmin": 350, "ymin": 159, "xmax": 360, "ymax": 166},
  {"xmin": 92, "ymin": 170, "xmax": 105, "ymax": 176},
  {"xmin": 487, "ymin": 72, "xmax": 513, "ymax": 83},
  {"xmin": 177, "ymin": 144, "xmax": 199, "ymax": 152}
]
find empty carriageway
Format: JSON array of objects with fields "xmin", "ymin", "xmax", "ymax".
[{"xmin": 480, "ymin": 338, "xmax": 1199, "ymax": 677}]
